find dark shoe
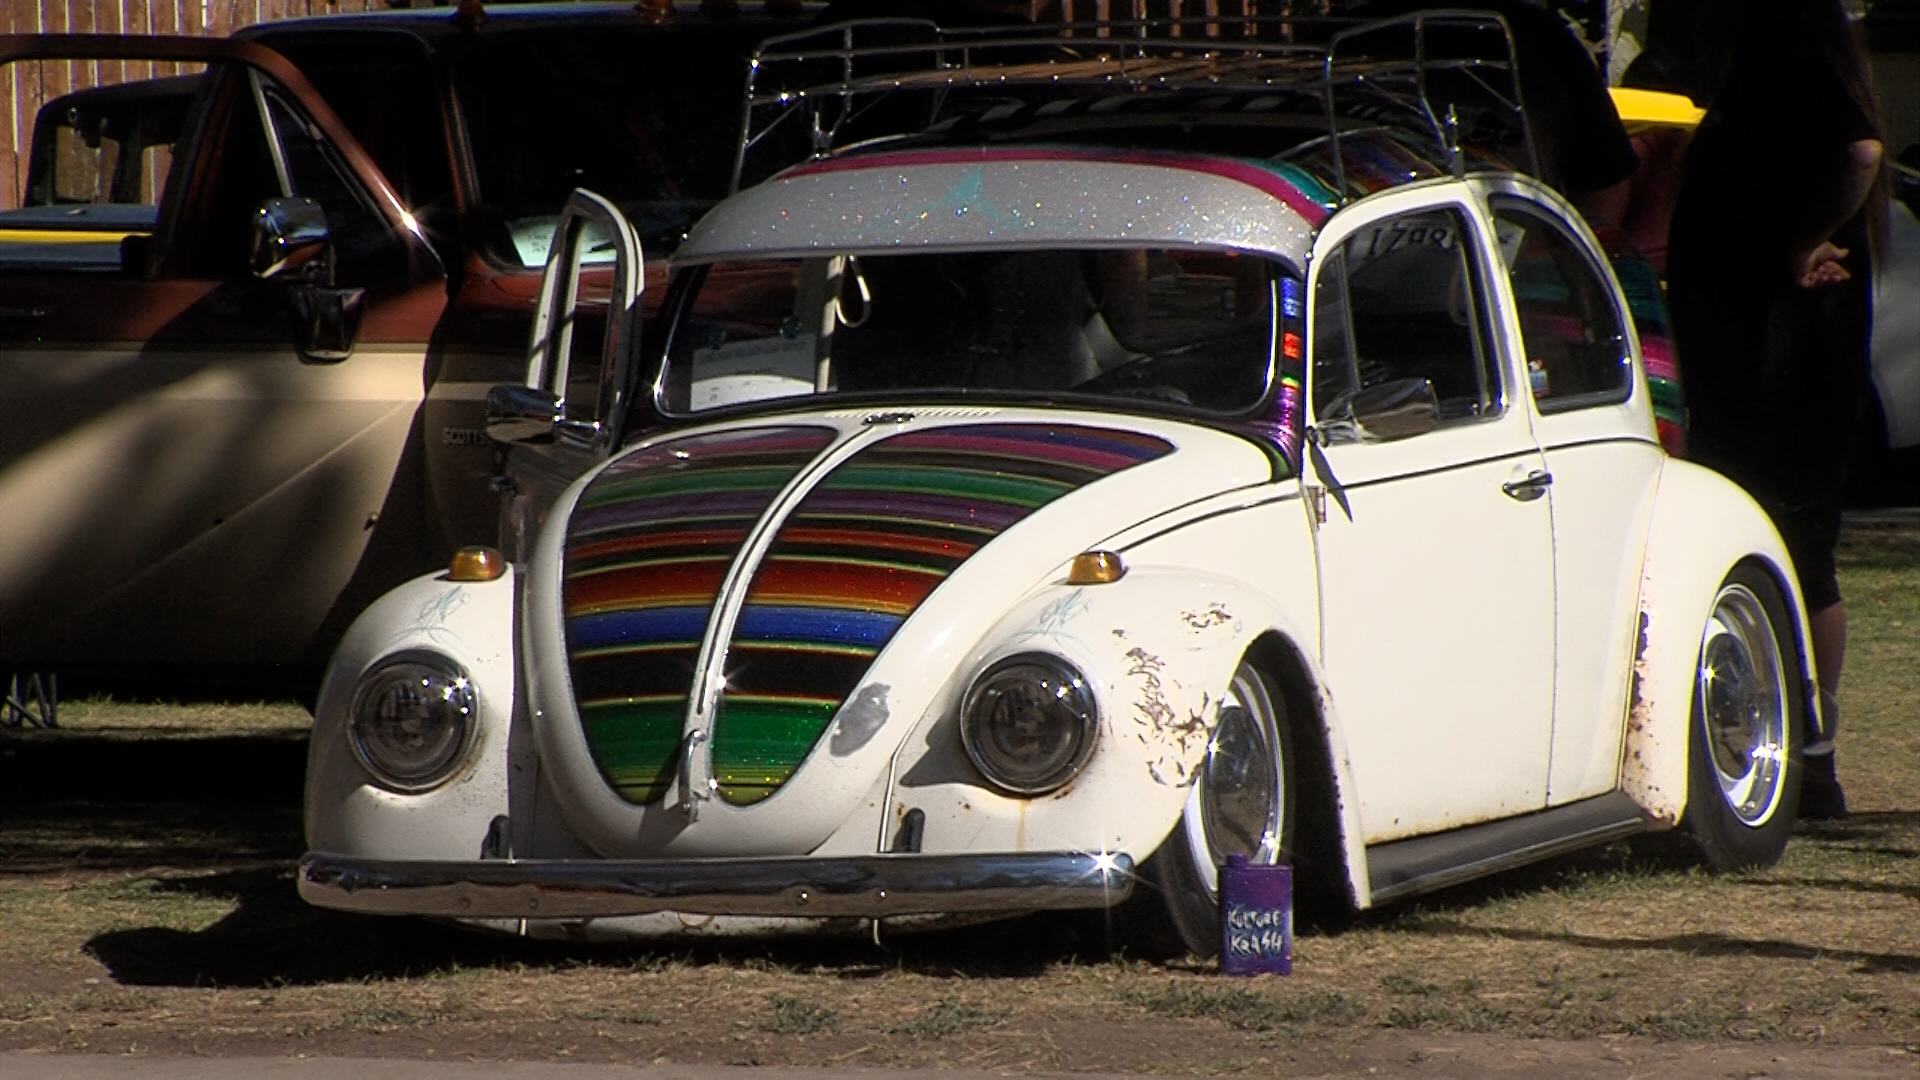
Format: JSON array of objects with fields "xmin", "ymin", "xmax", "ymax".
[{"xmin": 1801, "ymin": 751, "xmax": 1850, "ymax": 821}]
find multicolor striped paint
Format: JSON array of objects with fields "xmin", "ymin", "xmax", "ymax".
[
  {"xmin": 1609, "ymin": 250, "xmax": 1688, "ymax": 456},
  {"xmin": 709, "ymin": 423, "xmax": 1174, "ymax": 804},
  {"xmin": 563, "ymin": 426, "xmax": 837, "ymax": 804}
]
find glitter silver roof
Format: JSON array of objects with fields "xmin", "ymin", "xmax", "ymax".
[{"xmin": 678, "ymin": 155, "xmax": 1321, "ymax": 269}]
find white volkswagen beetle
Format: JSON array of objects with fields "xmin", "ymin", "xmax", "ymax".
[{"xmin": 300, "ymin": 16, "xmax": 1820, "ymax": 956}]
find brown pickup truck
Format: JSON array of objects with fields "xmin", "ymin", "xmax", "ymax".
[{"xmin": 0, "ymin": 2, "xmax": 820, "ymax": 690}]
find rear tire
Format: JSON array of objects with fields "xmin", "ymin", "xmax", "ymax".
[
  {"xmin": 1683, "ymin": 563, "xmax": 1802, "ymax": 871},
  {"xmin": 1149, "ymin": 661, "xmax": 1294, "ymax": 958}
]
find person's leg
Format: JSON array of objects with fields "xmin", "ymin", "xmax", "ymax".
[
  {"xmin": 1801, "ymin": 595, "xmax": 1849, "ymax": 820},
  {"xmin": 1779, "ymin": 507, "xmax": 1849, "ymax": 819},
  {"xmin": 1810, "ymin": 599, "xmax": 1846, "ymax": 696}
]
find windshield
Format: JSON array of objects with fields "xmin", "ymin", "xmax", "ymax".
[
  {"xmin": 659, "ymin": 248, "xmax": 1288, "ymax": 417},
  {"xmin": 453, "ymin": 26, "xmax": 765, "ymax": 266}
]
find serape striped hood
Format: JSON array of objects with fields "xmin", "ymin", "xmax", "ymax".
[{"xmin": 560, "ymin": 421, "xmax": 1174, "ymax": 807}]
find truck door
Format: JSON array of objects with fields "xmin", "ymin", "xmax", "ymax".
[{"xmin": 0, "ymin": 36, "xmax": 446, "ymax": 671}]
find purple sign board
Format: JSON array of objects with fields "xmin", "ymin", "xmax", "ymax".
[{"xmin": 1218, "ymin": 854, "xmax": 1293, "ymax": 975}]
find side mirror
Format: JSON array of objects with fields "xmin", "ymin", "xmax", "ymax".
[
  {"xmin": 251, "ymin": 197, "xmax": 364, "ymax": 363},
  {"xmin": 251, "ymin": 196, "xmax": 330, "ymax": 281},
  {"xmin": 486, "ymin": 383, "xmax": 564, "ymax": 445},
  {"xmin": 1350, "ymin": 377, "xmax": 1441, "ymax": 441}
]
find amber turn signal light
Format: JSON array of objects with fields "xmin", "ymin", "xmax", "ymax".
[
  {"xmin": 448, "ymin": 545, "xmax": 507, "ymax": 582},
  {"xmin": 1066, "ymin": 550, "xmax": 1126, "ymax": 585}
]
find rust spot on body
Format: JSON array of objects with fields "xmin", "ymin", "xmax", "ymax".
[
  {"xmin": 1181, "ymin": 603, "xmax": 1233, "ymax": 630},
  {"xmin": 1627, "ymin": 609, "xmax": 1655, "ymax": 734},
  {"xmin": 1127, "ymin": 646, "xmax": 1208, "ymax": 785}
]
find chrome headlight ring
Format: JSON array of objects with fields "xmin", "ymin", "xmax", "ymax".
[
  {"xmin": 347, "ymin": 651, "xmax": 481, "ymax": 794},
  {"xmin": 960, "ymin": 653, "xmax": 1100, "ymax": 796}
]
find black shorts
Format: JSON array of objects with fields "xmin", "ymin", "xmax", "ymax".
[
  {"xmin": 1685, "ymin": 429, "xmax": 1845, "ymax": 613},
  {"xmin": 1766, "ymin": 495, "xmax": 1844, "ymax": 612}
]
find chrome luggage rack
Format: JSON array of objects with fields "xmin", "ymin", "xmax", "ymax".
[{"xmin": 732, "ymin": 9, "xmax": 1537, "ymax": 204}]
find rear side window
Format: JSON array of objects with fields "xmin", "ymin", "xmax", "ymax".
[{"xmin": 1491, "ymin": 198, "xmax": 1632, "ymax": 412}]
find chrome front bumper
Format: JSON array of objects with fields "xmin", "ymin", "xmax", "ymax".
[{"xmin": 299, "ymin": 850, "xmax": 1137, "ymax": 920}]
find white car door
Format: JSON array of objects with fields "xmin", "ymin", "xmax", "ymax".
[
  {"xmin": 1305, "ymin": 189, "xmax": 1556, "ymax": 842},
  {"xmin": 1481, "ymin": 189, "xmax": 1665, "ymax": 804}
]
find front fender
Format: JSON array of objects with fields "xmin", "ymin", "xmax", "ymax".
[
  {"xmin": 1622, "ymin": 459, "xmax": 1815, "ymax": 826},
  {"xmin": 304, "ymin": 568, "xmax": 519, "ymax": 860},
  {"xmin": 863, "ymin": 566, "xmax": 1320, "ymax": 866}
]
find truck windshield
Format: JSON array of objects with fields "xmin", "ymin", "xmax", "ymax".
[
  {"xmin": 454, "ymin": 26, "xmax": 762, "ymax": 266},
  {"xmin": 660, "ymin": 248, "xmax": 1286, "ymax": 417}
]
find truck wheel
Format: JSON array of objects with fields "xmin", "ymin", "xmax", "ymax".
[
  {"xmin": 1684, "ymin": 564, "xmax": 1802, "ymax": 871},
  {"xmin": 1151, "ymin": 661, "xmax": 1294, "ymax": 958}
]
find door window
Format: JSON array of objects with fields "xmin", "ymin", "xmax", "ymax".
[
  {"xmin": 257, "ymin": 33, "xmax": 455, "ymax": 249},
  {"xmin": 1491, "ymin": 198, "xmax": 1632, "ymax": 411},
  {"xmin": 1311, "ymin": 206, "xmax": 1501, "ymax": 431},
  {"xmin": 157, "ymin": 65, "xmax": 402, "ymax": 284}
]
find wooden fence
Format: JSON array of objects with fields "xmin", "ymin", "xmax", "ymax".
[
  {"xmin": 0, "ymin": 1, "xmax": 1620, "ymax": 209},
  {"xmin": 0, "ymin": 1, "xmax": 387, "ymax": 206},
  {"xmin": 0, "ymin": 0, "xmax": 1322, "ymax": 210}
]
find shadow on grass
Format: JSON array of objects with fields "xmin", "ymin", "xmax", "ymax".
[
  {"xmin": 76, "ymin": 835, "xmax": 1697, "ymax": 991},
  {"xmin": 0, "ymin": 803, "xmax": 303, "ymax": 874},
  {"xmin": 81, "ymin": 866, "xmax": 1163, "ymax": 988},
  {"xmin": 1404, "ymin": 919, "xmax": 1920, "ymax": 976},
  {"xmin": 0, "ymin": 731, "xmax": 308, "ymax": 875},
  {"xmin": 60, "ymin": 810, "xmax": 1730, "ymax": 988},
  {"xmin": 86, "ymin": 867, "xmax": 541, "ymax": 987},
  {"xmin": 1323, "ymin": 809, "xmax": 1920, "ymax": 975},
  {"xmin": 0, "ymin": 733, "xmax": 307, "ymax": 807}
]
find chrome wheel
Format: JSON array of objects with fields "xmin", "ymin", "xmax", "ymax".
[
  {"xmin": 1179, "ymin": 663, "xmax": 1287, "ymax": 898},
  {"xmin": 1696, "ymin": 582, "xmax": 1790, "ymax": 827}
]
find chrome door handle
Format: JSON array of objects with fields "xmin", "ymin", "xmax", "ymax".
[{"xmin": 1502, "ymin": 469, "xmax": 1553, "ymax": 502}]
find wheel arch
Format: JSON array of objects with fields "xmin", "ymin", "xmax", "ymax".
[
  {"xmin": 1622, "ymin": 460, "xmax": 1817, "ymax": 827},
  {"xmin": 1240, "ymin": 630, "xmax": 1366, "ymax": 911}
]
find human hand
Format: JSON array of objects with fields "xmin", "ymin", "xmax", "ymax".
[{"xmin": 1795, "ymin": 241, "xmax": 1852, "ymax": 288}]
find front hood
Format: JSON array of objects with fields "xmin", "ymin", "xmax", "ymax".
[{"xmin": 529, "ymin": 408, "xmax": 1279, "ymax": 855}]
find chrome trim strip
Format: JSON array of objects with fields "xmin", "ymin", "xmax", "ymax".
[{"xmin": 300, "ymin": 850, "xmax": 1136, "ymax": 919}]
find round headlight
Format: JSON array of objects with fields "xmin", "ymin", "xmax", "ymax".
[
  {"xmin": 960, "ymin": 654, "xmax": 1098, "ymax": 796},
  {"xmin": 348, "ymin": 652, "xmax": 479, "ymax": 793}
]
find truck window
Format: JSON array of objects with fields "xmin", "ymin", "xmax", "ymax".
[
  {"xmin": 165, "ymin": 64, "xmax": 404, "ymax": 285},
  {"xmin": 452, "ymin": 26, "xmax": 762, "ymax": 265},
  {"xmin": 256, "ymin": 33, "xmax": 457, "ymax": 251}
]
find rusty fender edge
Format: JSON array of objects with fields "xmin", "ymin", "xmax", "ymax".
[{"xmin": 300, "ymin": 850, "xmax": 1136, "ymax": 920}]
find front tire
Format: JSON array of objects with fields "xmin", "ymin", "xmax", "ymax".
[
  {"xmin": 1683, "ymin": 564, "xmax": 1803, "ymax": 871},
  {"xmin": 1151, "ymin": 662, "xmax": 1294, "ymax": 958}
]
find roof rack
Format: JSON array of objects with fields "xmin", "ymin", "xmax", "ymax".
[{"xmin": 731, "ymin": 9, "xmax": 1536, "ymax": 202}]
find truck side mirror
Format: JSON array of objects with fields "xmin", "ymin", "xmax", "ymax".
[
  {"xmin": 251, "ymin": 196, "xmax": 330, "ymax": 280},
  {"xmin": 251, "ymin": 196, "xmax": 365, "ymax": 363}
]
